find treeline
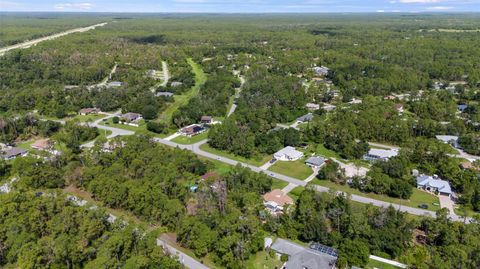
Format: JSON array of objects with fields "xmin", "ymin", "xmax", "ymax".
[{"xmin": 0, "ymin": 192, "xmax": 180, "ymax": 269}]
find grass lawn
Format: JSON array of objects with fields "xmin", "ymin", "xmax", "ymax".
[
  {"xmin": 454, "ymin": 205, "xmax": 480, "ymax": 218},
  {"xmin": 199, "ymin": 143, "xmax": 271, "ymax": 167},
  {"xmin": 199, "ymin": 157, "xmax": 234, "ymax": 175},
  {"xmin": 245, "ymin": 251, "xmax": 283, "ymax": 269},
  {"xmin": 311, "ymin": 179, "xmax": 440, "ymax": 211},
  {"xmin": 159, "ymin": 58, "xmax": 207, "ymax": 124},
  {"xmin": 99, "ymin": 118, "xmax": 172, "ymax": 138},
  {"xmin": 171, "ymin": 131, "xmax": 208, "ymax": 144},
  {"xmin": 366, "ymin": 258, "xmax": 404, "ymax": 269},
  {"xmin": 289, "ymin": 186, "xmax": 305, "ymax": 201},
  {"xmin": 16, "ymin": 140, "xmax": 35, "ymax": 150},
  {"xmin": 268, "ymin": 159, "xmax": 313, "ymax": 180},
  {"xmin": 315, "ymin": 144, "xmax": 345, "ymax": 161},
  {"xmin": 271, "ymin": 179, "xmax": 289, "ymax": 190}
]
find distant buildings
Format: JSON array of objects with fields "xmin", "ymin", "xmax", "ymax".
[
  {"xmin": 79, "ymin": 107, "xmax": 101, "ymax": 115},
  {"xmin": 305, "ymin": 156, "xmax": 325, "ymax": 169},
  {"xmin": 363, "ymin": 148, "xmax": 399, "ymax": 162},
  {"xmin": 435, "ymin": 135, "xmax": 460, "ymax": 148},
  {"xmin": 305, "ymin": 103, "xmax": 320, "ymax": 111},
  {"xmin": 268, "ymin": 238, "xmax": 337, "ymax": 269},
  {"xmin": 106, "ymin": 81, "xmax": 124, "ymax": 88},
  {"xmin": 312, "ymin": 66, "xmax": 330, "ymax": 76},
  {"xmin": 171, "ymin": 81, "xmax": 183, "ymax": 87},
  {"xmin": 200, "ymin": 116, "xmax": 213, "ymax": 124},
  {"xmin": 155, "ymin": 91, "xmax": 173, "ymax": 97},
  {"xmin": 416, "ymin": 174, "xmax": 452, "ymax": 198},
  {"xmin": 274, "ymin": 146, "xmax": 304, "ymax": 161},
  {"xmin": 296, "ymin": 113, "xmax": 314, "ymax": 123},
  {"xmin": 394, "ymin": 103, "xmax": 404, "ymax": 113},
  {"xmin": 120, "ymin": 112, "xmax": 142, "ymax": 122},
  {"xmin": 263, "ymin": 189, "xmax": 293, "ymax": 215},
  {"xmin": 322, "ymin": 104, "xmax": 336, "ymax": 112},
  {"xmin": 1, "ymin": 147, "xmax": 28, "ymax": 160}
]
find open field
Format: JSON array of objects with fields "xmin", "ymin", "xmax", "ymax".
[
  {"xmin": 245, "ymin": 251, "xmax": 284, "ymax": 269},
  {"xmin": 312, "ymin": 179, "xmax": 441, "ymax": 211},
  {"xmin": 268, "ymin": 159, "xmax": 313, "ymax": 180},
  {"xmin": 159, "ymin": 58, "xmax": 207, "ymax": 123},
  {"xmin": 199, "ymin": 143, "xmax": 271, "ymax": 167}
]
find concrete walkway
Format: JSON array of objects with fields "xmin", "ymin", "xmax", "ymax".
[
  {"xmin": 157, "ymin": 239, "xmax": 209, "ymax": 269},
  {"xmin": 439, "ymin": 195, "xmax": 455, "ymax": 214},
  {"xmin": 282, "ymin": 183, "xmax": 297, "ymax": 194}
]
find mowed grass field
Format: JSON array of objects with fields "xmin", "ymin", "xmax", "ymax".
[
  {"xmin": 159, "ymin": 58, "xmax": 207, "ymax": 123},
  {"xmin": 170, "ymin": 131, "xmax": 208, "ymax": 144},
  {"xmin": 268, "ymin": 159, "xmax": 313, "ymax": 180}
]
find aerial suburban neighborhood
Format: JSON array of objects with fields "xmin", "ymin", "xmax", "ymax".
[{"xmin": 1, "ymin": 5, "xmax": 480, "ymax": 269}]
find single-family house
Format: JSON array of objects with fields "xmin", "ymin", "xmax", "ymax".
[
  {"xmin": 297, "ymin": 113, "xmax": 314, "ymax": 123},
  {"xmin": 171, "ymin": 81, "xmax": 183, "ymax": 87},
  {"xmin": 384, "ymin": 95, "xmax": 396, "ymax": 100},
  {"xmin": 156, "ymin": 91, "xmax": 174, "ymax": 97},
  {"xmin": 263, "ymin": 189, "xmax": 293, "ymax": 215},
  {"xmin": 435, "ymin": 135, "xmax": 460, "ymax": 148},
  {"xmin": 274, "ymin": 146, "xmax": 304, "ymax": 161},
  {"xmin": 79, "ymin": 107, "xmax": 100, "ymax": 115},
  {"xmin": 312, "ymin": 66, "xmax": 330, "ymax": 76},
  {"xmin": 1, "ymin": 147, "xmax": 28, "ymax": 160},
  {"xmin": 180, "ymin": 124, "xmax": 206, "ymax": 137},
  {"xmin": 201, "ymin": 116, "xmax": 213, "ymax": 124},
  {"xmin": 322, "ymin": 104, "xmax": 336, "ymax": 112},
  {"xmin": 146, "ymin": 69, "xmax": 156, "ymax": 78},
  {"xmin": 348, "ymin": 98, "xmax": 362, "ymax": 105},
  {"xmin": 270, "ymin": 238, "xmax": 337, "ymax": 269},
  {"xmin": 457, "ymin": 104, "xmax": 468, "ymax": 112},
  {"xmin": 31, "ymin": 138, "xmax": 52, "ymax": 151},
  {"xmin": 107, "ymin": 81, "xmax": 124, "ymax": 88},
  {"xmin": 305, "ymin": 156, "xmax": 325, "ymax": 169},
  {"xmin": 416, "ymin": 174, "xmax": 452, "ymax": 197},
  {"xmin": 121, "ymin": 112, "xmax": 142, "ymax": 122},
  {"xmin": 306, "ymin": 103, "xmax": 320, "ymax": 111},
  {"xmin": 363, "ymin": 148, "xmax": 399, "ymax": 162},
  {"xmin": 394, "ymin": 103, "xmax": 404, "ymax": 113}
]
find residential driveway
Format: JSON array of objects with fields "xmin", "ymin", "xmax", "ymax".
[
  {"xmin": 439, "ymin": 195, "xmax": 455, "ymax": 214},
  {"xmin": 260, "ymin": 159, "xmax": 275, "ymax": 170},
  {"xmin": 164, "ymin": 132, "xmax": 181, "ymax": 141},
  {"xmin": 282, "ymin": 183, "xmax": 297, "ymax": 194}
]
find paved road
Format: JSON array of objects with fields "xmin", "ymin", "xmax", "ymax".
[
  {"xmin": 157, "ymin": 239, "xmax": 209, "ymax": 269},
  {"xmin": 0, "ymin": 22, "xmax": 108, "ymax": 56},
  {"xmin": 81, "ymin": 113, "xmax": 134, "ymax": 148},
  {"xmin": 226, "ymin": 73, "xmax": 245, "ymax": 117},
  {"xmin": 153, "ymin": 138, "xmax": 473, "ymax": 223}
]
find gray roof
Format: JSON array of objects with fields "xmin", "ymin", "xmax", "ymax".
[
  {"xmin": 416, "ymin": 175, "xmax": 452, "ymax": 194},
  {"xmin": 306, "ymin": 156, "xmax": 325, "ymax": 166},
  {"xmin": 297, "ymin": 113, "xmax": 314, "ymax": 122},
  {"xmin": 435, "ymin": 135, "xmax": 458, "ymax": 143},
  {"xmin": 2, "ymin": 147, "xmax": 27, "ymax": 159},
  {"xmin": 271, "ymin": 238, "xmax": 336, "ymax": 269},
  {"xmin": 156, "ymin": 91, "xmax": 174, "ymax": 97},
  {"xmin": 366, "ymin": 148, "xmax": 398, "ymax": 159}
]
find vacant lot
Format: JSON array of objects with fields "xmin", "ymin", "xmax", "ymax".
[{"xmin": 268, "ymin": 159, "xmax": 313, "ymax": 180}]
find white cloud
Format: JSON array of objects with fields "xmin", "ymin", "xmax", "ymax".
[
  {"xmin": 54, "ymin": 2, "xmax": 94, "ymax": 10},
  {"xmin": 398, "ymin": 0, "xmax": 441, "ymax": 3},
  {"xmin": 426, "ymin": 5, "xmax": 453, "ymax": 9}
]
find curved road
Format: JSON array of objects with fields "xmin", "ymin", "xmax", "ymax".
[
  {"xmin": 152, "ymin": 138, "xmax": 473, "ymax": 224},
  {"xmin": 81, "ymin": 113, "xmax": 134, "ymax": 148}
]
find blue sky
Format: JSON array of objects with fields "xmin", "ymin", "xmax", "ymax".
[{"xmin": 1, "ymin": 0, "xmax": 480, "ymax": 13}]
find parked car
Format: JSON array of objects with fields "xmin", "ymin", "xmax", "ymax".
[
  {"xmin": 270, "ymin": 158, "xmax": 277, "ymax": 164},
  {"xmin": 418, "ymin": 204, "xmax": 429, "ymax": 209}
]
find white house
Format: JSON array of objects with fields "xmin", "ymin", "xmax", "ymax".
[
  {"xmin": 274, "ymin": 146, "xmax": 304, "ymax": 161},
  {"xmin": 435, "ymin": 135, "xmax": 460, "ymax": 148},
  {"xmin": 305, "ymin": 103, "xmax": 320, "ymax": 111},
  {"xmin": 363, "ymin": 148, "xmax": 399, "ymax": 162},
  {"xmin": 416, "ymin": 174, "xmax": 452, "ymax": 197}
]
